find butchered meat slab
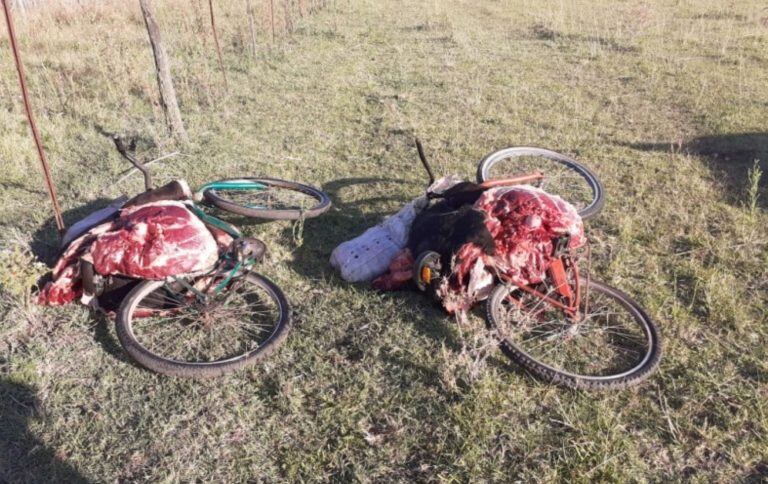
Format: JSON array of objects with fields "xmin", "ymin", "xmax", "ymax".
[
  {"xmin": 372, "ymin": 185, "xmax": 586, "ymax": 314},
  {"xmin": 90, "ymin": 202, "xmax": 219, "ymax": 279},
  {"xmin": 38, "ymin": 201, "xmax": 220, "ymax": 305},
  {"xmin": 439, "ymin": 185, "xmax": 586, "ymax": 313}
]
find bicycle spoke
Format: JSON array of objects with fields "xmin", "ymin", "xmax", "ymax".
[
  {"xmin": 218, "ymin": 186, "xmax": 314, "ymax": 211},
  {"xmin": 492, "ymin": 282, "xmax": 651, "ymax": 378},
  {"xmin": 129, "ymin": 276, "xmax": 281, "ymax": 364}
]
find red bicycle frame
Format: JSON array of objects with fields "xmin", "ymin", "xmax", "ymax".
[
  {"xmin": 478, "ymin": 171, "xmax": 545, "ymax": 190},
  {"xmin": 497, "ymin": 253, "xmax": 582, "ymax": 319}
]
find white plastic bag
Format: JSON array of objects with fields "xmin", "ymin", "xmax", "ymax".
[
  {"xmin": 330, "ymin": 197, "xmax": 426, "ymax": 282},
  {"xmin": 330, "ymin": 175, "xmax": 462, "ymax": 282}
]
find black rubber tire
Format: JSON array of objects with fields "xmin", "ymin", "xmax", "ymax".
[
  {"xmin": 203, "ymin": 177, "xmax": 331, "ymax": 220},
  {"xmin": 476, "ymin": 147, "xmax": 605, "ymax": 219},
  {"xmin": 116, "ymin": 272, "xmax": 291, "ymax": 378},
  {"xmin": 485, "ymin": 280, "xmax": 661, "ymax": 390}
]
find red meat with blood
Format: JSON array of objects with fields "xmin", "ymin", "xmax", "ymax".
[
  {"xmin": 37, "ymin": 201, "xmax": 222, "ymax": 305},
  {"xmin": 440, "ymin": 186, "xmax": 585, "ymax": 312},
  {"xmin": 90, "ymin": 202, "xmax": 219, "ymax": 279},
  {"xmin": 37, "ymin": 220, "xmax": 117, "ymax": 305},
  {"xmin": 372, "ymin": 249, "xmax": 414, "ymax": 291},
  {"xmin": 373, "ymin": 185, "xmax": 585, "ymax": 314}
]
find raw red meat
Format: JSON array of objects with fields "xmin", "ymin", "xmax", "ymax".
[
  {"xmin": 38, "ymin": 265, "xmax": 81, "ymax": 305},
  {"xmin": 90, "ymin": 202, "xmax": 219, "ymax": 279},
  {"xmin": 37, "ymin": 201, "xmax": 221, "ymax": 306},
  {"xmin": 372, "ymin": 249, "xmax": 414, "ymax": 290},
  {"xmin": 374, "ymin": 185, "xmax": 585, "ymax": 313},
  {"xmin": 37, "ymin": 220, "xmax": 118, "ymax": 305},
  {"xmin": 440, "ymin": 186, "xmax": 584, "ymax": 313}
]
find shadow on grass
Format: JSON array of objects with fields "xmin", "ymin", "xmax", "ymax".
[
  {"xmin": 531, "ymin": 24, "xmax": 640, "ymax": 53},
  {"xmin": 395, "ymin": 291, "xmax": 465, "ymax": 352},
  {"xmin": 90, "ymin": 311, "xmax": 148, "ymax": 372},
  {"xmin": 30, "ymin": 197, "xmax": 120, "ymax": 266},
  {"xmin": 283, "ymin": 176, "xmax": 418, "ymax": 281},
  {"xmin": 0, "ymin": 180, "xmax": 46, "ymax": 196},
  {"xmin": 27, "ymin": 196, "xmax": 153, "ymax": 375},
  {"xmin": 624, "ymin": 132, "xmax": 768, "ymax": 209},
  {"xmin": 0, "ymin": 378, "xmax": 90, "ymax": 483},
  {"xmin": 379, "ymin": 303, "xmax": 532, "ymax": 398}
]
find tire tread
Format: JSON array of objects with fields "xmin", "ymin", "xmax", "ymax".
[
  {"xmin": 116, "ymin": 273, "xmax": 292, "ymax": 378},
  {"xmin": 486, "ymin": 280, "xmax": 661, "ymax": 390}
]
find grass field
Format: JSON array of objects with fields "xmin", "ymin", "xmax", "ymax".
[{"xmin": 1, "ymin": 0, "xmax": 767, "ymax": 481}]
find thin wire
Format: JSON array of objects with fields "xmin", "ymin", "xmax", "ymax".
[{"xmin": 2, "ymin": 0, "xmax": 65, "ymax": 232}]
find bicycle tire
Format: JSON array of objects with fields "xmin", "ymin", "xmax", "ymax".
[
  {"xmin": 476, "ymin": 147, "xmax": 605, "ymax": 219},
  {"xmin": 203, "ymin": 177, "xmax": 331, "ymax": 220},
  {"xmin": 116, "ymin": 272, "xmax": 291, "ymax": 378},
  {"xmin": 485, "ymin": 280, "xmax": 661, "ymax": 390}
]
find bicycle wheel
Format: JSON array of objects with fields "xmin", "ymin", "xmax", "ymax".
[
  {"xmin": 485, "ymin": 280, "xmax": 661, "ymax": 390},
  {"xmin": 116, "ymin": 272, "xmax": 291, "ymax": 377},
  {"xmin": 476, "ymin": 147, "xmax": 605, "ymax": 219},
  {"xmin": 202, "ymin": 177, "xmax": 331, "ymax": 220}
]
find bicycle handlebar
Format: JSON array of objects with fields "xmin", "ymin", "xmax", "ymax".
[
  {"xmin": 415, "ymin": 138, "xmax": 435, "ymax": 187},
  {"xmin": 112, "ymin": 135, "xmax": 152, "ymax": 191}
]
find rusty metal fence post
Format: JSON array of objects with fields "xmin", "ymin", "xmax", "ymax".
[
  {"xmin": 208, "ymin": 0, "xmax": 228, "ymax": 90},
  {"xmin": 2, "ymin": 0, "xmax": 65, "ymax": 232}
]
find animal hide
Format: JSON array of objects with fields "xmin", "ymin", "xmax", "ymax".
[{"xmin": 374, "ymin": 185, "xmax": 585, "ymax": 313}]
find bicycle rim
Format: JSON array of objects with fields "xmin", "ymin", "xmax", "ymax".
[
  {"xmin": 203, "ymin": 177, "xmax": 330, "ymax": 220},
  {"xmin": 477, "ymin": 147, "xmax": 604, "ymax": 219},
  {"xmin": 487, "ymin": 281, "xmax": 658, "ymax": 383},
  {"xmin": 121, "ymin": 275, "xmax": 286, "ymax": 366}
]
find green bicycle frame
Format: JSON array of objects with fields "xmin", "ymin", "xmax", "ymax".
[
  {"xmin": 179, "ymin": 203, "xmax": 259, "ymax": 301},
  {"xmin": 174, "ymin": 181, "xmax": 269, "ymax": 301},
  {"xmin": 188, "ymin": 205, "xmax": 241, "ymax": 238},
  {"xmin": 173, "ymin": 260, "xmax": 245, "ymax": 300},
  {"xmin": 196, "ymin": 179, "xmax": 271, "ymax": 210},
  {"xmin": 197, "ymin": 179, "xmax": 268, "ymax": 193}
]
